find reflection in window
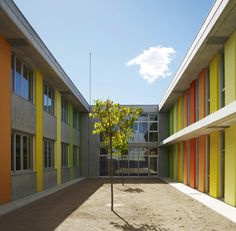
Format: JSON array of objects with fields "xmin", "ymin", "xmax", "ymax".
[
  {"xmin": 12, "ymin": 133, "xmax": 33, "ymax": 172},
  {"xmin": 12, "ymin": 56, "xmax": 33, "ymax": 102},
  {"xmin": 43, "ymin": 82, "xmax": 54, "ymax": 115}
]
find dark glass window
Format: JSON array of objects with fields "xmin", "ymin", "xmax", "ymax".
[
  {"xmin": 12, "ymin": 133, "xmax": 33, "ymax": 172},
  {"xmin": 12, "ymin": 56, "xmax": 34, "ymax": 102},
  {"xmin": 61, "ymin": 143, "xmax": 69, "ymax": 167},
  {"xmin": 43, "ymin": 82, "xmax": 54, "ymax": 115},
  {"xmin": 61, "ymin": 99, "xmax": 68, "ymax": 123},
  {"xmin": 44, "ymin": 139, "xmax": 54, "ymax": 168}
]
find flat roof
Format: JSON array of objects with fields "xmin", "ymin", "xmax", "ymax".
[{"xmin": 0, "ymin": 0, "xmax": 89, "ymax": 112}]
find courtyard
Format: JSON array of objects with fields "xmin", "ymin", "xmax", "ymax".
[{"xmin": 0, "ymin": 178, "xmax": 235, "ymax": 231}]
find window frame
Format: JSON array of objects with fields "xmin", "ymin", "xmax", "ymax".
[
  {"xmin": 43, "ymin": 81, "xmax": 55, "ymax": 115},
  {"xmin": 43, "ymin": 138, "xmax": 55, "ymax": 169},
  {"xmin": 61, "ymin": 99, "xmax": 69, "ymax": 124},
  {"xmin": 61, "ymin": 143, "xmax": 69, "ymax": 167},
  {"xmin": 11, "ymin": 54, "xmax": 34, "ymax": 103},
  {"xmin": 11, "ymin": 132, "xmax": 34, "ymax": 173}
]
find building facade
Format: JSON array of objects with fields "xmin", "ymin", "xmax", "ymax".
[
  {"xmin": 0, "ymin": 0, "xmax": 236, "ymax": 209},
  {"xmin": 0, "ymin": 0, "xmax": 89, "ymax": 205},
  {"xmin": 159, "ymin": 0, "xmax": 236, "ymax": 207}
]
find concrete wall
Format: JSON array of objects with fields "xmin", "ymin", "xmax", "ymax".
[
  {"xmin": 43, "ymin": 111, "xmax": 57, "ymax": 140},
  {"xmin": 12, "ymin": 93, "xmax": 36, "ymax": 134},
  {"xmin": 158, "ymin": 112, "xmax": 169, "ymax": 142},
  {"xmin": 61, "ymin": 122, "xmax": 70, "ymax": 144},
  {"xmin": 80, "ymin": 112, "xmax": 89, "ymax": 177},
  {"xmin": 61, "ymin": 167, "xmax": 71, "ymax": 183},
  {"xmin": 73, "ymin": 166, "xmax": 80, "ymax": 178},
  {"xmin": 11, "ymin": 172, "xmax": 36, "ymax": 200},
  {"xmin": 73, "ymin": 128, "xmax": 80, "ymax": 146},
  {"xmin": 43, "ymin": 169, "xmax": 57, "ymax": 190},
  {"xmin": 158, "ymin": 147, "xmax": 169, "ymax": 177}
]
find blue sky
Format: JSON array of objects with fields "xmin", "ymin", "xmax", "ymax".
[{"xmin": 14, "ymin": 0, "xmax": 215, "ymax": 105}]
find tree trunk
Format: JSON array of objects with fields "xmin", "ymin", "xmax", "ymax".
[
  {"xmin": 109, "ymin": 134, "xmax": 114, "ymax": 211},
  {"xmin": 121, "ymin": 154, "xmax": 124, "ymax": 186}
]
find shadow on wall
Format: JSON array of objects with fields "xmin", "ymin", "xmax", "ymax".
[{"xmin": 0, "ymin": 179, "xmax": 104, "ymax": 231}]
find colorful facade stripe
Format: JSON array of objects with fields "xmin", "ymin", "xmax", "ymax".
[
  {"xmin": 0, "ymin": 36, "xmax": 11, "ymax": 204},
  {"xmin": 35, "ymin": 70, "xmax": 43, "ymax": 192}
]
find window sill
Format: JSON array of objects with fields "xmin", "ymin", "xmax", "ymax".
[{"xmin": 11, "ymin": 170, "xmax": 34, "ymax": 176}]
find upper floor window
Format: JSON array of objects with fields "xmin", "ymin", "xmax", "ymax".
[
  {"xmin": 44, "ymin": 139, "xmax": 54, "ymax": 169},
  {"xmin": 11, "ymin": 132, "xmax": 33, "ymax": 172},
  {"xmin": 219, "ymin": 52, "xmax": 225, "ymax": 108},
  {"xmin": 130, "ymin": 113, "xmax": 158, "ymax": 143},
  {"xmin": 43, "ymin": 82, "xmax": 54, "ymax": 115},
  {"xmin": 61, "ymin": 99, "xmax": 68, "ymax": 123},
  {"xmin": 73, "ymin": 109, "xmax": 79, "ymax": 129},
  {"xmin": 11, "ymin": 55, "xmax": 34, "ymax": 102}
]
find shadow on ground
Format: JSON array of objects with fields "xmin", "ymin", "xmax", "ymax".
[
  {"xmin": 0, "ymin": 179, "xmax": 103, "ymax": 231},
  {"xmin": 118, "ymin": 185, "xmax": 144, "ymax": 193},
  {"xmin": 111, "ymin": 211, "xmax": 169, "ymax": 231}
]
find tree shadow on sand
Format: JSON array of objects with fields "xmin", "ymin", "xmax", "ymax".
[
  {"xmin": 111, "ymin": 211, "xmax": 169, "ymax": 231},
  {"xmin": 118, "ymin": 186, "xmax": 144, "ymax": 193}
]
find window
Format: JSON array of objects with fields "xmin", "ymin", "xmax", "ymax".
[
  {"xmin": 11, "ymin": 132, "xmax": 33, "ymax": 171},
  {"xmin": 73, "ymin": 109, "xmax": 79, "ymax": 129},
  {"xmin": 43, "ymin": 82, "xmax": 54, "ymax": 115},
  {"xmin": 130, "ymin": 113, "xmax": 158, "ymax": 143},
  {"xmin": 61, "ymin": 143, "xmax": 69, "ymax": 167},
  {"xmin": 11, "ymin": 55, "xmax": 34, "ymax": 102},
  {"xmin": 61, "ymin": 99, "xmax": 68, "ymax": 123},
  {"xmin": 73, "ymin": 146, "xmax": 79, "ymax": 166},
  {"xmin": 206, "ymin": 67, "xmax": 210, "ymax": 115},
  {"xmin": 219, "ymin": 52, "xmax": 225, "ymax": 108},
  {"xmin": 44, "ymin": 139, "xmax": 54, "ymax": 168}
]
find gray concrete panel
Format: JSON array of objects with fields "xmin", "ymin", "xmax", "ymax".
[
  {"xmin": 73, "ymin": 128, "xmax": 80, "ymax": 146},
  {"xmin": 80, "ymin": 113, "xmax": 89, "ymax": 177},
  {"xmin": 43, "ymin": 111, "xmax": 57, "ymax": 140},
  {"xmin": 11, "ymin": 172, "xmax": 36, "ymax": 200},
  {"xmin": 61, "ymin": 167, "xmax": 71, "ymax": 183},
  {"xmin": 159, "ymin": 112, "xmax": 169, "ymax": 142},
  {"xmin": 61, "ymin": 122, "xmax": 70, "ymax": 144},
  {"xmin": 43, "ymin": 169, "xmax": 57, "ymax": 190},
  {"xmin": 73, "ymin": 166, "xmax": 80, "ymax": 178},
  {"xmin": 11, "ymin": 93, "xmax": 36, "ymax": 134},
  {"xmin": 158, "ymin": 147, "xmax": 169, "ymax": 177}
]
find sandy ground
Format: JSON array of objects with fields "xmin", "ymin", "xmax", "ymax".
[{"xmin": 0, "ymin": 178, "xmax": 235, "ymax": 231}]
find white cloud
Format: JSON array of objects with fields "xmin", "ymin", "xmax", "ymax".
[{"xmin": 126, "ymin": 46, "xmax": 176, "ymax": 84}]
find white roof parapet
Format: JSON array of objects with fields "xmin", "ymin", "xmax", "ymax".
[{"xmin": 0, "ymin": 0, "xmax": 89, "ymax": 111}]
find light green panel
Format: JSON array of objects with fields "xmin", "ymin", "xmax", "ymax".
[
  {"xmin": 225, "ymin": 31, "xmax": 236, "ymax": 105},
  {"xmin": 69, "ymin": 103, "xmax": 74, "ymax": 178}
]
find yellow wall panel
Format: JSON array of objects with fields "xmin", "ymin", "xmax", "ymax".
[
  {"xmin": 209, "ymin": 131, "xmax": 220, "ymax": 198},
  {"xmin": 225, "ymin": 125, "xmax": 236, "ymax": 206},
  {"xmin": 35, "ymin": 70, "xmax": 43, "ymax": 192},
  {"xmin": 225, "ymin": 31, "xmax": 236, "ymax": 105},
  {"xmin": 209, "ymin": 54, "xmax": 220, "ymax": 113}
]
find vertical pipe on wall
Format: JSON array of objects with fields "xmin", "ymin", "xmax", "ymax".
[
  {"xmin": 0, "ymin": 36, "xmax": 11, "ymax": 204},
  {"xmin": 35, "ymin": 70, "xmax": 43, "ymax": 192}
]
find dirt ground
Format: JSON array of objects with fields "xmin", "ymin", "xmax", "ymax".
[{"xmin": 0, "ymin": 178, "xmax": 235, "ymax": 231}]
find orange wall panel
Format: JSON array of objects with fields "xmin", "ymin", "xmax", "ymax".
[
  {"xmin": 198, "ymin": 69, "xmax": 206, "ymax": 120},
  {"xmin": 190, "ymin": 138, "xmax": 196, "ymax": 188},
  {"xmin": 0, "ymin": 36, "xmax": 11, "ymax": 204},
  {"xmin": 198, "ymin": 135, "xmax": 206, "ymax": 192}
]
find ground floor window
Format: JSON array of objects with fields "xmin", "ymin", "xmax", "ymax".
[
  {"xmin": 44, "ymin": 139, "xmax": 54, "ymax": 169},
  {"xmin": 11, "ymin": 132, "xmax": 33, "ymax": 172},
  {"xmin": 61, "ymin": 143, "xmax": 69, "ymax": 167},
  {"xmin": 73, "ymin": 145, "xmax": 79, "ymax": 166},
  {"xmin": 99, "ymin": 147, "xmax": 158, "ymax": 176}
]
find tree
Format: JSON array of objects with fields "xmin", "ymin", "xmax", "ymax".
[
  {"xmin": 89, "ymin": 99, "xmax": 120, "ymax": 211},
  {"xmin": 113, "ymin": 106, "xmax": 142, "ymax": 185}
]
